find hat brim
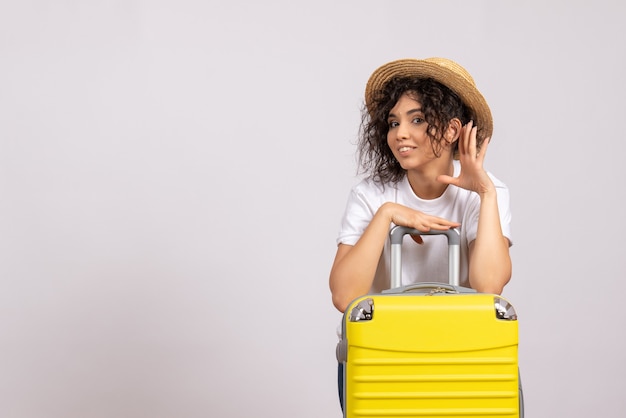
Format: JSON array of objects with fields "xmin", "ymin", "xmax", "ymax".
[{"xmin": 365, "ymin": 58, "xmax": 493, "ymax": 143}]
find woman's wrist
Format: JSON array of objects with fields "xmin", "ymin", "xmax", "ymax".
[
  {"xmin": 378, "ymin": 202, "xmax": 395, "ymax": 223},
  {"xmin": 478, "ymin": 187, "xmax": 497, "ymax": 200}
]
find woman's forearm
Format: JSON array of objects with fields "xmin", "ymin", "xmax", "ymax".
[
  {"xmin": 468, "ymin": 191, "xmax": 512, "ymax": 294},
  {"xmin": 329, "ymin": 204, "xmax": 393, "ymax": 313}
]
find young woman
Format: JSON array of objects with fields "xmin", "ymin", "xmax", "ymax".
[
  {"xmin": 329, "ymin": 57, "xmax": 512, "ymax": 313},
  {"xmin": 329, "ymin": 57, "xmax": 513, "ymax": 411}
]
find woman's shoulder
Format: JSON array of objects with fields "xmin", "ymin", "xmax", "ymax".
[
  {"xmin": 486, "ymin": 171, "xmax": 509, "ymax": 191},
  {"xmin": 351, "ymin": 175, "xmax": 402, "ymax": 197}
]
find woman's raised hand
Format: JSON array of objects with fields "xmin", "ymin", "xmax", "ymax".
[{"xmin": 438, "ymin": 120, "xmax": 495, "ymax": 196}]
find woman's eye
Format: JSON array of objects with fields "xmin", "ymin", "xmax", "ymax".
[
  {"xmin": 412, "ymin": 117, "xmax": 423, "ymax": 124},
  {"xmin": 388, "ymin": 121, "xmax": 399, "ymax": 128}
]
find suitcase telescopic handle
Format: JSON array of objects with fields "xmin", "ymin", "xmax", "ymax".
[{"xmin": 389, "ymin": 226, "xmax": 461, "ymax": 289}]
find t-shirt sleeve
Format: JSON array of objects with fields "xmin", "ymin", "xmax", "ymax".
[
  {"xmin": 497, "ymin": 181, "xmax": 513, "ymax": 245},
  {"xmin": 336, "ymin": 182, "xmax": 379, "ymax": 246}
]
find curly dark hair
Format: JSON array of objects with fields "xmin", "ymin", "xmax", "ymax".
[{"xmin": 357, "ymin": 77, "xmax": 473, "ymax": 184}]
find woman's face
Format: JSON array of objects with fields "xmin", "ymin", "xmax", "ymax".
[{"xmin": 386, "ymin": 93, "xmax": 441, "ymax": 171}]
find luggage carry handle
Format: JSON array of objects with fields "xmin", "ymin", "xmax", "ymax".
[
  {"xmin": 395, "ymin": 282, "xmax": 459, "ymax": 294},
  {"xmin": 389, "ymin": 226, "xmax": 461, "ymax": 289}
]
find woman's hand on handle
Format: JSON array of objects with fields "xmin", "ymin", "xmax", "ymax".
[{"xmin": 386, "ymin": 202, "xmax": 460, "ymax": 244}]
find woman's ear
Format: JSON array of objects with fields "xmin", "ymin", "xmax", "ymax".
[{"xmin": 445, "ymin": 118, "xmax": 462, "ymax": 143}]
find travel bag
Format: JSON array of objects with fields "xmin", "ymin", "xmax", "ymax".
[{"xmin": 336, "ymin": 226, "xmax": 523, "ymax": 417}]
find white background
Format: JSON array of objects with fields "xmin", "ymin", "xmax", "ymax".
[{"xmin": 1, "ymin": 1, "xmax": 624, "ymax": 417}]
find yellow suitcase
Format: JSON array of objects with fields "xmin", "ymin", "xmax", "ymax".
[{"xmin": 337, "ymin": 226, "xmax": 522, "ymax": 417}]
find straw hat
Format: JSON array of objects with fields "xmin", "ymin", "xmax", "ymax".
[{"xmin": 365, "ymin": 57, "xmax": 493, "ymax": 142}]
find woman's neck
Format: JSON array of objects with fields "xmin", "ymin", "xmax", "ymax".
[{"xmin": 406, "ymin": 159, "xmax": 454, "ymax": 200}]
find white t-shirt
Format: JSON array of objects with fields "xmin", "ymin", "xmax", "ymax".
[{"xmin": 337, "ymin": 160, "xmax": 512, "ymax": 292}]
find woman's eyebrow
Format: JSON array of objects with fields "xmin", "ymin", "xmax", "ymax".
[
  {"xmin": 388, "ymin": 108, "xmax": 423, "ymax": 119},
  {"xmin": 406, "ymin": 107, "xmax": 423, "ymax": 115}
]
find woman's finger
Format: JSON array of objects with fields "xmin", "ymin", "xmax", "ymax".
[
  {"xmin": 467, "ymin": 123, "xmax": 478, "ymax": 159},
  {"xmin": 459, "ymin": 121, "xmax": 470, "ymax": 156},
  {"xmin": 477, "ymin": 136, "xmax": 490, "ymax": 162}
]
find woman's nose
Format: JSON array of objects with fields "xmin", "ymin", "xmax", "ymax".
[{"xmin": 396, "ymin": 122, "xmax": 409, "ymax": 140}]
